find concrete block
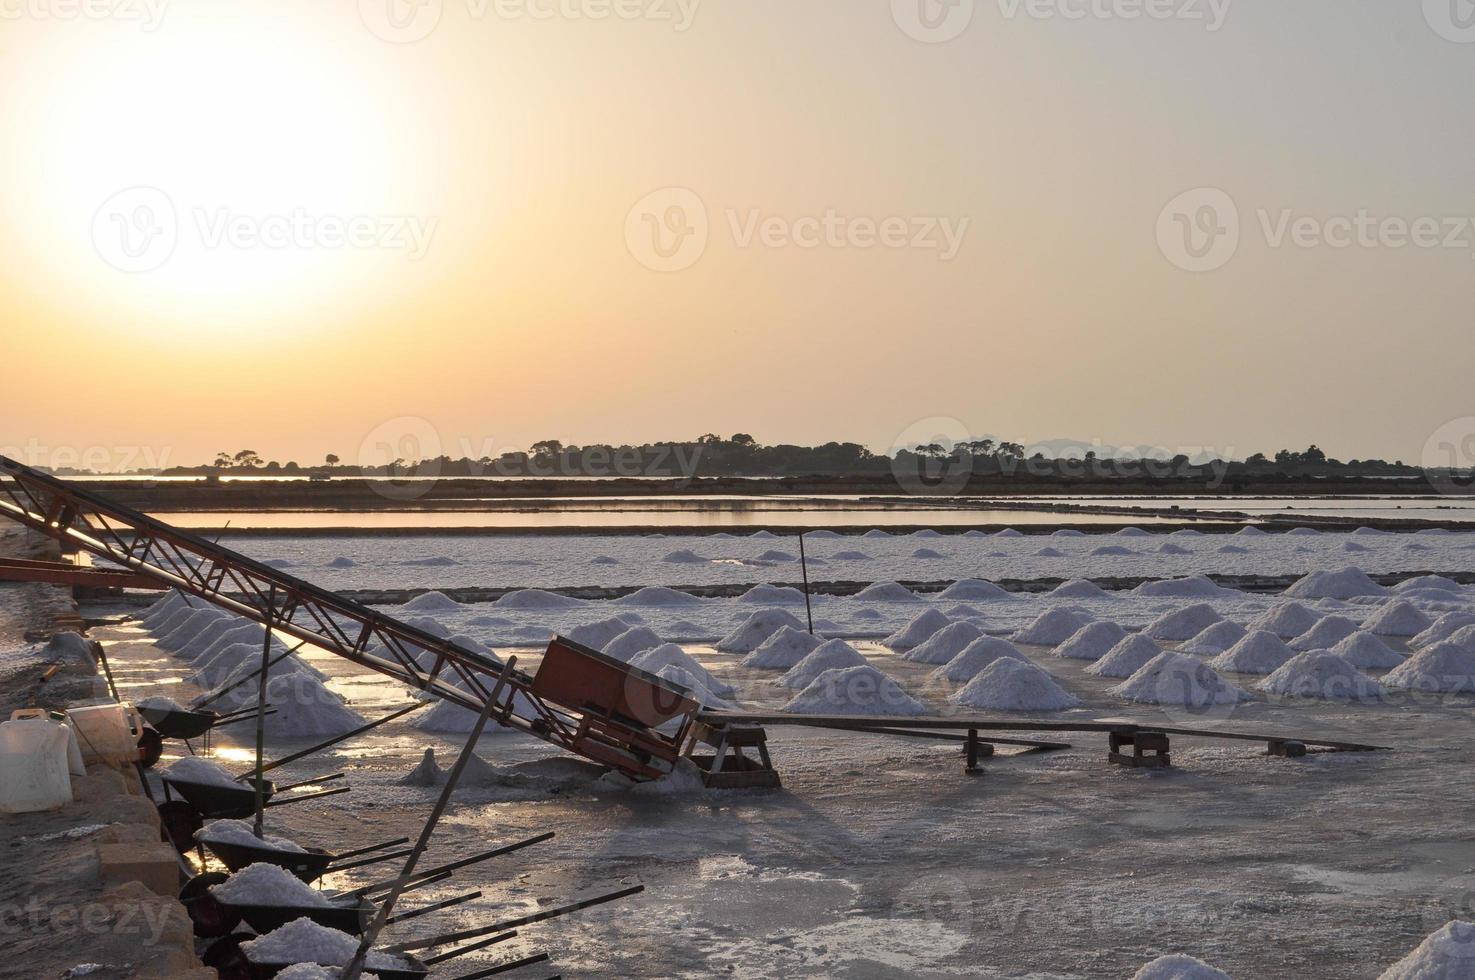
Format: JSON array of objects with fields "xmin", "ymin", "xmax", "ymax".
[{"xmin": 97, "ymin": 841, "xmax": 180, "ymax": 896}]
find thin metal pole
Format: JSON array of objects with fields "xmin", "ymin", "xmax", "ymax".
[
  {"xmin": 797, "ymin": 531, "xmax": 814, "ymax": 634},
  {"xmin": 251, "ymin": 585, "xmax": 276, "ymax": 838},
  {"xmin": 341, "ymin": 655, "xmax": 516, "ymax": 980},
  {"xmin": 233, "ymin": 700, "xmax": 427, "ymax": 780}
]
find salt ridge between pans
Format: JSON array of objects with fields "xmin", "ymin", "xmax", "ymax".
[{"xmin": 950, "ymin": 658, "xmax": 1080, "ymax": 712}]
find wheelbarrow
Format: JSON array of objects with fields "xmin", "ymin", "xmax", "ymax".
[
  {"xmin": 202, "ymin": 931, "xmax": 432, "ymax": 980},
  {"xmin": 199, "ymin": 833, "xmax": 410, "ymax": 883},
  {"xmin": 158, "ymin": 773, "xmax": 349, "ymax": 851}
]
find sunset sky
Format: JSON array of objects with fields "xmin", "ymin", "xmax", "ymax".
[{"xmin": 3, "ymin": 1, "xmax": 1473, "ymax": 470}]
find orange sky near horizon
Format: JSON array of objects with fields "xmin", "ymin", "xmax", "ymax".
[{"xmin": 3, "ymin": 1, "xmax": 1474, "ymax": 471}]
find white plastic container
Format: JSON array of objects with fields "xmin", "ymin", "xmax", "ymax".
[
  {"xmin": 0, "ymin": 715, "xmax": 74, "ymax": 813},
  {"xmin": 10, "ymin": 709, "xmax": 85, "ymax": 776},
  {"xmin": 65, "ymin": 703, "xmax": 143, "ymax": 767}
]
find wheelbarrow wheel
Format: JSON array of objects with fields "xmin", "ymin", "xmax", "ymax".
[
  {"xmin": 202, "ymin": 931, "xmax": 256, "ymax": 980},
  {"xmin": 137, "ymin": 725, "xmax": 164, "ymax": 768},
  {"xmin": 180, "ymin": 871, "xmax": 240, "ymax": 937},
  {"xmin": 157, "ymin": 800, "xmax": 202, "ymax": 852}
]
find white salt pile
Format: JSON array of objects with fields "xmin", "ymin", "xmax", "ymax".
[
  {"xmin": 165, "ymin": 757, "xmax": 240, "ymax": 788},
  {"xmin": 1052, "ymin": 529, "xmax": 1087, "ymax": 537},
  {"xmin": 616, "ymin": 586, "xmax": 703, "ymax": 607},
  {"xmin": 179, "ymin": 617, "xmax": 256, "ymax": 661},
  {"xmin": 629, "ymin": 644, "xmax": 734, "ymax": 697},
  {"xmin": 404, "ymin": 616, "xmax": 451, "ymax": 639},
  {"xmin": 1209, "ymin": 631, "xmax": 1296, "ymax": 675},
  {"xmin": 1285, "ymin": 527, "xmax": 1320, "ymax": 536},
  {"xmin": 756, "ymin": 549, "xmax": 797, "ymax": 562},
  {"xmin": 950, "ymin": 659, "xmax": 1080, "ymax": 711},
  {"xmin": 1091, "ymin": 545, "xmax": 1136, "ymax": 556},
  {"xmin": 242, "ymin": 918, "xmax": 407, "ymax": 970},
  {"xmin": 158, "ymin": 609, "xmax": 231, "ymax": 651},
  {"xmin": 1217, "ymin": 545, "xmax": 1248, "ymax": 554},
  {"xmin": 1258, "ymin": 652, "xmax": 1386, "ymax": 700},
  {"xmin": 717, "ymin": 609, "xmax": 804, "ymax": 653},
  {"xmin": 1086, "ymin": 634, "xmax": 1162, "ymax": 679},
  {"xmin": 400, "ymin": 748, "xmax": 445, "ymax": 786},
  {"xmin": 656, "ymin": 666, "xmax": 734, "ymax": 709},
  {"xmin": 830, "ymin": 550, "xmax": 872, "ymax": 561},
  {"xmin": 1330, "ymin": 631, "xmax": 1404, "ymax": 669},
  {"xmin": 1012, "ymin": 608, "xmax": 1091, "ymax": 646},
  {"xmin": 1054, "ymin": 621, "xmax": 1128, "ymax": 661},
  {"xmin": 495, "ymin": 588, "xmax": 585, "ymax": 609},
  {"xmin": 410, "ymin": 684, "xmax": 542, "ymax": 734},
  {"xmin": 1158, "ymin": 543, "xmax": 1192, "ymax": 555},
  {"xmin": 776, "ymin": 640, "xmax": 868, "ymax": 690},
  {"xmin": 1050, "ymin": 579, "xmax": 1110, "ymax": 598},
  {"xmin": 1177, "ymin": 621, "xmax": 1247, "ymax": 655},
  {"xmin": 1395, "ymin": 575, "xmax": 1463, "ymax": 595},
  {"xmin": 1377, "ymin": 919, "xmax": 1475, "ymax": 979},
  {"xmin": 1363, "ymin": 600, "xmax": 1434, "ymax": 637},
  {"xmin": 603, "ymin": 627, "xmax": 665, "ymax": 662},
  {"xmin": 944, "ymin": 604, "xmax": 983, "ymax": 618},
  {"xmin": 884, "ymin": 609, "xmax": 952, "ymax": 650},
  {"xmin": 1248, "ymin": 601, "xmax": 1322, "ymax": 639},
  {"xmin": 995, "ymin": 528, "xmax": 1024, "ymax": 537},
  {"xmin": 210, "ymin": 673, "xmax": 368, "ymax": 738},
  {"xmin": 853, "ymin": 582, "xmax": 918, "ymax": 602},
  {"xmin": 140, "ymin": 591, "xmax": 186, "ymax": 626},
  {"xmin": 662, "ymin": 549, "xmax": 707, "ymax": 563},
  {"xmin": 403, "ymin": 590, "xmax": 461, "ymax": 612},
  {"xmin": 937, "ymin": 579, "xmax": 1011, "ymax": 601},
  {"xmin": 911, "ymin": 548, "xmax": 944, "ymax": 559},
  {"xmin": 1289, "ymin": 615, "xmax": 1360, "ymax": 652},
  {"xmin": 1411, "ymin": 612, "xmax": 1475, "ymax": 649},
  {"xmin": 196, "ymin": 819, "xmax": 304, "ymax": 853},
  {"xmin": 1383, "ymin": 642, "xmax": 1475, "ymax": 693},
  {"xmin": 1448, "ymin": 625, "xmax": 1475, "ymax": 653},
  {"xmin": 807, "ymin": 529, "xmax": 842, "ymax": 538},
  {"xmin": 1236, "ymin": 525, "xmax": 1268, "ymax": 536},
  {"xmin": 211, "ymin": 862, "xmax": 330, "ymax": 907},
  {"xmin": 1110, "ymin": 652, "xmax": 1249, "ymax": 707},
  {"xmin": 1131, "ymin": 953, "xmax": 1233, "ymax": 980},
  {"xmin": 1284, "ymin": 566, "xmax": 1389, "ymax": 599},
  {"xmin": 327, "ymin": 557, "xmax": 356, "ymax": 568},
  {"xmin": 1035, "ymin": 547, "xmax": 1065, "ymax": 557},
  {"xmin": 1144, "ymin": 604, "xmax": 1223, "ymax": 641},
  {"xmin": 930, "ymin": 636, "xmax": 1027, "ymax": 683},
  {"xmin": 901, "ymin": 622, "xmax": 985, "ymax": 665},
  {"xmin": 1116, "ymin": 527, "xmax": 1152, "ymax": 537},
  {"xmin": 565, "ymin": 617, "xmax": 637, "ymax": 650},
  {"xmin": 738, "ymin": 584, "xmax": 807, "ymax": 604},
  {"xmin": 863, "ymin": 529, "xmax": 892, "ymax": 538},
  {"xmin": 782, "ymin": 665, "xmax": 925, "ymax": 716},
  {"xmin": 742, "ymin": 627, "xmax": 822, "ymax": 669},
  {"xmin": 1132, "ymin": 576, "xmax": 1237, "ymax": 598},
  {"xmin": 192, "ymin": 641, "xmax": 283, "ymax": 688}
]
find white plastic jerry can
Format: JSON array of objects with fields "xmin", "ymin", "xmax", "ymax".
[
  {"xmin": 0, "ymin": 714, "xmax": 75, "ymax": 813},
  {"xmin": 65, "ymin": 703, "xmax": 144, "ymax": 767}
]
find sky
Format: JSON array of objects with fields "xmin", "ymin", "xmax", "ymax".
[{"xmin": 3, "ymin": 0, "xmax": 1474, "ymax": 472}]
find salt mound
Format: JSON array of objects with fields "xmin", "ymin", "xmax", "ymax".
[
  {"xmin": 742, "ymin": 626, "xmax": 822, "ymax": 669},
  {"xmin": 1448, "ymin": 625, "xmax": 1475, "ymax": 653},
  {"xmin": 1091, "ymin": 545, "xmax": 1136, "ymax": 556},
  {"xmin": 854, "ymin": 582, "xmax": 917, "ymax": 602},
  {"xmin": 862, "ymin": 529, "xmax": 892, "ymax": 539},
  {"xmin": 1052, "ymin": 529, "xmax": 1087, "ymax": 537},
  {"xmin": 937, "ymin": 579, "xmax": 1011, "ymax": 601},
  {"xmin": 944, "ymin": 604, "xmax": 983, "ymax": 618},
  {"xmin": 564, "ymin": 617, "xmax": 637, "ymax": 650},
  {"xmin": 930, "ymin": 636, "xmax": 1027, "ymax": 682},
  {"xmin": 136, "ymin": 695, "xmax": 184, "ymax": 711},
  {"xmin": 158, "ymin": 608, "xmax": 231, "ymax": 651},
  {"xmin": 403, "ymin": 590, "xmax": 462, "ymax": 612},
  {"xmin": 1178, "ymin": 621, "xmax": 1247, "ymax": 655},
  {"xmin": 1116, "ymin": 527, "xmax": 1152, "ymax": 537},
  {"xmin": 616, "ymin": 586, "xmax": 702, "ymax": 607},
  {"xmin": 662, "ymin": 549, "xmax": 707, "ymax": 563},
  {"xmin": 242, "ymin": 917, "xmax": 408, "ymax": 970},
  {"xmin": 1035, "ymin": 547, "xmax": 1065, "ymax": 557},
  {"xmin": 1344, "ymin": 541, "xmax": 1371, "ymax": 553},
  {"xmin": 757, "ymin": 549, "xmax": 796, "ymax": 562},
  {"xmin": 1086, "ymin": 634, "xmax": 1162, "ymax": 678},
  {"xmin": 777, "ymin": 640, "xmax": 868, "ymax": 689},
  {"xmin": 1012, "ymin": 608, "xmax": 1091, "ymax": 646},
  {"xmin": 1050, "ymin": 578, "xmax": 1110, "ymax": 598},
  {"xmin": 1285, "ymin": 527, "xmax": 1321, "ymax": 536},
  {"xmin": 1055, "ymin": 621, "xmax": 1128, "ymax": 661},
  {"xmin": 140, "ymin": 590, "xmax": 187, "ymax": 625},
  {"xmin": 212, "ymin": 862, "xmax": 330, "ymax": 907},
  {"xmin": 1412, "ymin": 612, "xmax": 1475, "ymax": 649},
  {"xmin": 327, "ymin": 556, "xmax": 356, "ymax": 568},
  {"xmin": 404, "ymin": 616, "xmax": 452, "ymax": 639},
  {"xmin": 1284, "ymin": 566, "xmax": 1389, "ymax": 599},
  {"xmin": 629, "ymin": 644, "xmax": 734, "ymax": 697},
  {"xmin": 1132, "ymin": 953, "xmax": 1233, "ymax": 980},
  {"xmin": 1330, "ymin": 631, "xmax": 1404, "ymax": 669},
  {"xmin": 656, "ymin": 666, "xmax": 734, "ymax": 709},
  {"xmin": 178, "ymin": 617, "xmax": 255, "ymax": 661},
  {"xmin": 738, "ymin": 584, "xmax": 806, "ymax": 604},
  {"xmin": 1258, "ymin": 652, "xmax": 1386, "ymax": 700},
  {"xmin": 210, "ymin": 673, "xmax": 368, "ymax": 737},
  {"xmin": 884, "ymin": 609, "xmax": 952, "ymax": 650},
  {"xmin": 1235, "ymin": 526, "xmax": 1268, "ymax": 537},
  {"xmin": 494, "ymin": 588, "xmax": 584, "ymax": 609},
  {"xmin": 853, "ymin": 608, "xmax": 883, "ymax": 620},
  {"xmin": 1395, "ymin": 575, "xmax": 1462, "ymax": 595},
  {"xmin": 1249, "ymin": 602, "xmax": 1322, "ymax": 639},
  {"xmin": 1110, "ymin": 652, "xmax": 1249, "ymax": 707},
  {"xmin": 401, "ymin": 748, "xmax": 445, "ymax": 786},
  {"xmin": 901, "ymin": 622, "xmax": 985, "ymax": 664},
  {"xmin": 1217, "ymin": 545, "xmax": 1249, "ymax": 554},
  {"xmin": 1377, "ymin": 920, "xmax": 1475, "ymax": 979},
  {"xmin": 951, "ymin": 658, "xmax": 1079, "ymax": 711},
  {"xmin": 276, "ymin": 964, "xmax": 357, "ymax": 979},
  {"xmin": 196, "ymin": 819, "xmax": 303, "ymax": 853},
  {"xmin": 1158, "ymin": 543, "xmax": 1192, "ymax": 555},
  {"xmin": 192, "ymin": 641, "xmax": 284, "ymax": 688},
  {"xmin": 995, "ymin": 528, "xmax": 1024, "ymax": 538},
  {"xmin": 1363, "ymin": 600, "xmax": 1434, "ymax": 637},
  {"xmin": 1383, "ymin": 642, "xmax": 1475, "ymax": 693},
  {"xmin": 1133, "ymin": 576, "xmax": 1237, "ymax": 598},
  {"xmin": 1209, "ymin": 630, "xmax": 1296, "ymax": 675},
  {"xmin": 1144, "ymin": 604, "xmax": 1222, "ymax": 641},
  {"xmin": 165, "ymin": 757, "xmax": 239, "ymax": 787},
  {"xmin": 1289, "ymin": 615, "xmax": 1360, "ymax": 651},
  {"xmin": 717, "ymin": 609, "xmax": 805, "ymax": 653},
  {"xmin": 748, "ymin": 529, "xmax": 778, "ymax": 538},
  {"xmin": 962, "ymin": 530, "xmax": 988, "ymax": 537},
  {"xmin": 806, "ymin": 529, "xmax": 842, "ymax": 538},
  {"xmin": 604, "ymin": 627, "xmax": 665, "ymax": 662},
  {"xmin": 782, "ymin": 664, "xmax": 924, "ymax": 716},
  {"xmin": 911, "ymin": 547, "xmax": 944, "ymax": 559},
  {"xmin": 411, "ymin": 683, "xmax": 541, "ymax": 734},
  {"xmin": 1170, "ymin": 528, "xmax": 1204, "ymax": 537},
  {"xmin": 831, "ymin": 550, "xmax": 872, "ymax": 561}
]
